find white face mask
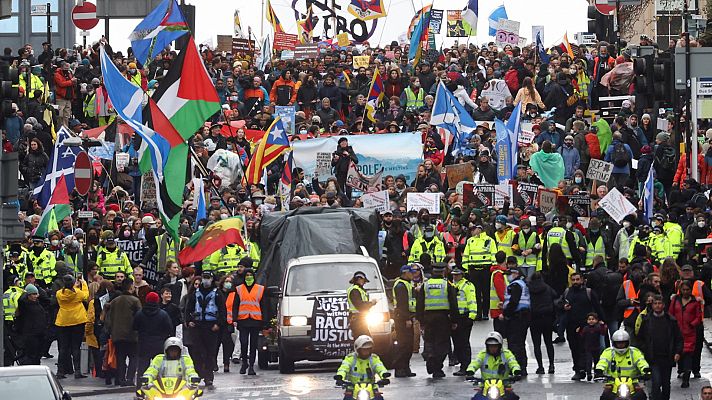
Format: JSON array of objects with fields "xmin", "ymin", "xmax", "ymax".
[
  {"xmin": 408, "ymin": 217, "xmax": 418, "ymax": 224},
  {"xmin": 522, "ymin": 228, "xmax": 530, "ymax": 234},
  {"xmin": 623, "ymin": 221, "xmax": 631, "ymax": 228},
  {"xmin": 566, "ymin": 222, "xmax": 573, "ymax": 229},
  {"xmin": 50, "ymin": 240, "xmax": 59, "ymax": 247},
  {"xmin": 220, "ymin": 213, "xmax": 229, "ymax": 220},
  {"xmin": 698, "ymin": 221, "xmax": 706, "ymax": 228},
  {"xmin": 495, "ymin": 222, "xmax": 503, "ymax": 230}
]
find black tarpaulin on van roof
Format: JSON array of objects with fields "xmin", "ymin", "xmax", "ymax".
[{"xmin": 256, "ymin": 207, "xmax": 380, "ymax": 288}]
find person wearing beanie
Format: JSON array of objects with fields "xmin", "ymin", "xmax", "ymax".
[
  {"xmin": 231, "ymin": 268, "xmax": 268, "ymax": 375},
  {"xmin": 15, "ymin": 283, "xmax": 47, "ymax": 365},
  {"xmin": 132, "ymin": 290, "xmax": 172, "ymax": 387}
]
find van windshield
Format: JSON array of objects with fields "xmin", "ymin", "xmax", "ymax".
[{"xmin": 285, "ymin": 262, "xmax": 383, "ymax": 296}]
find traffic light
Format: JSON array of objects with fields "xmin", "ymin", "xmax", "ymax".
[
  {"xmin": 633, "ymin": 55, "xmax": 655, "ymax": 110},
  {"xmin": 0, "ymin": 64, "xmax": 18, "ymax": 118},
  {"xmin": 653, "ymin": 55, "xmax": 674, "ymax": 105},
  {"xmin": 587, "ymin": 5, "xmax": 611, "ymax": 44}
]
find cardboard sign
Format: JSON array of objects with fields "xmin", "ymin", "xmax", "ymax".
[
  {"xmin": 515, "ymin": 181, "xmax": 539, "ymax": 207},
  {"xmin": 346, "ymin": 162, "xmax": 383, "ymax": 193},
  {"xmin": 294, "ymin": 44, "xmax": 319, "ymax": 60},
  {"xmin": 567, "ymin": 194, "xmax": 591, "ymax": 217},
  {"xmin": 494, "ymin": 183, "xmax": 514, "ymax": 208},
  {"xmin": 538, "ymin": 188, "xmax": 558, "ymax": 214},
  {"xmin": 273, "ymin": 32, "xmax": 298, "ymax": 50},
  {"xmin": 311, "ymin": 296, "xmax": 352, "ymax": 358},
  {"xmin": 496, "ymin": 19, "xmax": 520, "ymax": 47},
  {"xmin": 446, "ymin": 163, "xmax": 474, "ymax": 187},
  {"xmin": 518, "ymin": 130, "xmax": 535, "ymax": 145},
  {"xmin": 337, "ymin": 32, "xmax": 350, "ymax": 47},
  {"xmin": 598, "ymin": 188, "xmax": 637, "ymax": 223},
  {"xmin": 353, "ymin": 55, "xmax": 370, "ymax": 68},
  {"xmin": 115, "ymin": 152, "xmax": 130, "ymax": 171},
  {"xmin": 280, "ymin": 50, "xmax": 294, "ymax": 60},
  {"xmin": 141, "ymin": 172, "xmax": 157, "ymax": 207},
  {"xmin": 586, "ymin": 159, "xmax": 614, "ymax": 183},
  {"xmin": 361, "ymin": 190, "xmax": 389, "ymax": 212},
  {"xmin": 314, "ymin": 152, "xmax": 333, "ymax": 178},
  {"xmin": 480, "ymin": 79, "xmax": 512, "ymax": 111},
  {"xmin": 407, "ymin": 192, "xmax": 441, "ymax": 214}
]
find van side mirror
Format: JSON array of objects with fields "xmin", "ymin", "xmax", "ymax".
[{"xmin": 267, "ymin": 286, "xmax": 282, "ymax": 297}]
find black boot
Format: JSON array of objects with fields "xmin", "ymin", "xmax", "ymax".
[
  {"xmin": 247, "ymin": 365, "xmax": 256, "ymax": 376},
  {"xmin": 682, "ymin": 372, "xmax": 690, "ymax": 388},
  {"xmin": 239, "ymin": 363, "xmax": 248, "ymax": 374}
]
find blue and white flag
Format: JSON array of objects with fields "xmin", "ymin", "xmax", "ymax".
[
  {"xmin": 192, "ymin": 177, "xmax": 207, "ymax": 228},
  {"xmin": 495, "ymin": 118, "xmax": 512, "ymax": 182},
  {"xmin": 129, "ymin": 0, "xmax": 190, "ymax": 66},
  {"xmin": 488, "ymin": 5, "xmax": 508, "ymax": 36},
  {"xmin": 462, "ymin": 0, "xmax": 478, "ymax": 34},
  {"xmin": 506, "ymin": 102, "xmax": 522, "ymax": 178},
  {"xmin": 32, "ymin": 126, "xmax": 80, "ymax": 207},
  {"xmin": 430, "ymin": 81, "xmax": 478, "ymax": 155},
  {"xmin": 536, "ymin": 31, "xmax": 550, "ymax": 64},
  {"xmin": 258, "ymin": 35, "xmax": 272, "ymax": 71},
  {"xmin": 643, "ymin": 165, "xmax": 655, "ymax": 223}
]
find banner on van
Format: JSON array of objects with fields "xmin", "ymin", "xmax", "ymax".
[{"xmin": 311, "ymin": 296, "xmax": 353, "ymax": 358}]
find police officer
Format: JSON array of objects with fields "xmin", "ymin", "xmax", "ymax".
[
  {"xmin": 207, "ymin": 243, "xmax": 245, "ymax": 276},
  {"xmin": 347, "ymin": 271, "xmax": 376, "ymax": 339},
  {"xmin": 542, "ymin": 216, "xmax": 581, "ymax": 271},
  {"xmin": 3, "ymin": 248, "xmax": 28, "ymax": 290},
  {"xmin": 451, "ymin": 267, "xmax": 477, "ymax": 376},
  {"xmin": 512, "ymin": 218, "xmax": 540, "ymax": 279},
  {"xmin": 501, "ymin": 266, "xmax": 531, "ymax": 375},
  {"xmin": 416, "ymin": 263, "xmax": 458, "ymax": 378},
  {"xmin": 3, "ymin": 276, "xmax": 24, "ymax": 324},
  {"xmin": 28, "ymin": 236, "xmax": 56, "ymax": 288},
  {"xmin": 466, "ymin": 331, "xmax": 522, "ymax": 400},
  {"xmin": 662, "ymin": 213, "xmax": 684, "ymax": 261},
  {"xmin": 96, "ymin": 234, "xmax": 132, "ymax": 281},
  {"xmin": 463, "ymin": 224, "xmax": 497, "ymax": 320},
  {"xmin": 408, "ymin": 225, "xmax": 446, "ymax": 263},
  {"xmin": 585, "ymin": 218, "xmax": 608, "ymax": 273},
  {"xmin": 494, "ymin": 215, "xmax": 516, "ymax": 257},
  {"xmin": 594, "ymin": 330, "xmax": 650, "ymax": 400},
  {"xmin": 392, "ymin": 264, "xmax": 416, "ymax": 378},
  {"xmin": 184, "ymin": 271, "xmax": 226, "ymax": 390}
]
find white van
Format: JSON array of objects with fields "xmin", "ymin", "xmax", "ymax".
[{"xmin": 270, "ymin": 250, "xmax": 393, "ymax": 373}]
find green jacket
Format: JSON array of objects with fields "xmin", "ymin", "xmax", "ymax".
[
  {"xmin": 337, "ymin": 352, "xmax": 388, "ymax": 384},
  {"xmin": 142, "ymin": 354, "xmax": 198, "ymax": 385},
  {"xmin": 466, "ymin": 349, "xmax": 521, "ymax": 380}
]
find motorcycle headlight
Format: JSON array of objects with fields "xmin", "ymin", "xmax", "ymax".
[
  {"xmin": 284, "ymin": 316, "xmax": 308, "ymax": 326},
  {"xmin": 365, "ymin": 311, "xmax": 388, "ymax": 327},
  {"xmin": 357, "ymin": 389, "xmax": 371, "ymax": 400},
  {"xmin": 618, "ymin": 383, "xmax": 630, "ymax": 398},
  {"xmin": 487, "ymin": 386, "xmax": 500, "ymax": 399}
]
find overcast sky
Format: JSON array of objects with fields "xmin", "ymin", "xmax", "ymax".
[{"xmin": 80, "ymin": 0, "xmax": 589, "ymax": 52}]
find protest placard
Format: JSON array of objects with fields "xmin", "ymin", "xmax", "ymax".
[
  {"xmin": 141, "ymin": 172, "xmax": 157, "ymax": 206},
  {"xmin": 496, "ymin": 19, "xmax": 520, "ymax": 47},
  {"xmin": 446, "ymin": 10, "xmax": 466, "ymax": 37},
  {"xmin": 518, "ymin": 129, "xmax": 535, "ymax": 145},
  {"xmin": 294, "ymin": 43, "xmax": 319, "ymax": 60},
  {"xmin": 407, "ymin": 192, "xmax": 441, "ymax": 214},
  {"xmin": 446, "ymin": 163, "xmax": 474, "ymax": 187},
  {"xmin": 473, "ymin": 184, "xmax": 495, "ymax": 208},
  {"xmin": 430, "ymin": 9, "xmax": 444, "ymax": 33},
  {"xmin": 275, "ymin": 106, "xmax": 296, "ymax": 135},
  {"xmin": 353, "ymin": 55, "xmax": 370, "ymax": 68},
  {"xmin": 273, "ymin": 32, "xmax": 298, "ymax": 50},
  {"xmin": 567, "ymin": 194, "xmax": 591, "ymax": 217},
  {"xmin": 115, "ymin": 152, "xmax": 130, "ymax": 171},
  {"xmin": 494, "ymin": 183, "xmax": 514, "ymax": 208},
  {"xmin": 515, "ymin": 182, "xmax": 539, "ymax": 207},
  {"xmin": 538, "ymin": 188, "xmax": 558, "ymax": 214},
  {"xmin": 598, "ymin": 188, "xmax": 637, "ymax": 223},
  {"xmin": 337, "ymin": 32, "xmax": 350, "ymax": 47},
  {"xmin": 480, "ymin": 79, "xmax": 512, "ymax": 111},
  {"xmin": 361, "ymin": 190, "xmax": 389, "ymax": 212},
  {"xmin": 314, "ymin": 152, "xmax": 333, "ymax": 178},
  {"xmin": 586, "ymin": 159, "xmax": 614, "ymax": 183},
  {"xmin": 116, "ymin": 239, "xmax": 159, "ymax": 285}
]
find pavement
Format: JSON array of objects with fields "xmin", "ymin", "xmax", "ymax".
[{"xmin": 45, "ymin": 321, "xmax": 712, "ymax": 400}]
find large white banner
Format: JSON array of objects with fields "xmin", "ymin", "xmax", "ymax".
[{"xmin": 291, "ymin": 132, "xmax": 423, "ymax": 182}]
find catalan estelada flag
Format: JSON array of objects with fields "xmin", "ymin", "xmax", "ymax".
[
  {"xmin": 246, "ymin": 117, "xmax": 290, "ymax": 185},
  {"xmin": 365, "ymin": 69, "xmax": 384, "ymax": 122},
  {"xmin": 266, "ymin": 0, "xmax": 284, "ymax": 33}
]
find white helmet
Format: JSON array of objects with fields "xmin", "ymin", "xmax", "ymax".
[
  {"xmin": 354, "ymin": 335, "xmax": 375, "ymax": 351},
  {"xmin": 164, "ymin": 337, "xmax": 183, "ymax": 353},
  {"xmin": 611, "ymin": 329, "xmax": 630, "ymax": 354},
  {"xmin": 485, "ymin": 331, "xmax": 503, "ymax": 346}
]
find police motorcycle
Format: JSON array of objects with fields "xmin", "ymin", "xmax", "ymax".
[
  {"xmin": 593, "ymin": 372, "xmax": 649, "ymax": 400},
  {"xmin": 465, "ymin": 365, "xmax": 520, "ymax": 400},
  {"xmin": 334, "ymin": 369, "xmax": 391, "ymax": 400},
  {"xmin": 137, "ymin": 375, "xmax": 203, "ymax": 400}
]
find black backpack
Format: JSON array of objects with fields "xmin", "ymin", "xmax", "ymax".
[
  {"xmin": 612, "ymin": 142, "xmax": 631, "ymax": 167},
  {"xmin": 275, "ymin": 85, "xmax": 293, "ymax": 106},
  {"xmin": 656, "ymin": 146, "xmax": 676, "ymax": 171}
]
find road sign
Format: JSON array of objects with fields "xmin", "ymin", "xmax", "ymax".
[
  {"xmin": 30, "ymin": 4, "xmax": 48, "ymax": 15},
  {"xmin": 74, "ymin": 151, "xmax": 92, "ymax": 196},
  {"xmin": 72, "ymin": 1, "xmax": 99, "ymax": 31},
  {"xmin": 594, "ymin": 0, "xmax": 615, "ymax": 15}
]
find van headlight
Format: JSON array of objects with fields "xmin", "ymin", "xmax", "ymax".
[
  {"xmin": 284, "ymin": 316, "xmax": 308, "ymax": 326},
  {"xmin": 365, "ymin": 311, "xmax": 388, "ymax": 327}
]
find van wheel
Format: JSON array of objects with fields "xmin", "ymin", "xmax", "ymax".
[
  {"xmin": 278, "ymin": 350, "xmax": 295, "ymax": 374},
  {"xmin": 258, "ymin": 350, "xmax": 269, "ymax": 370}
]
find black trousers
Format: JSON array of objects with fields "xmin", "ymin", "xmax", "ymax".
[
  {"xmin": 529, "ymin": 313, "xmax": 554, "ymax": 369},
  {"xmin": 506, "ymin": 311, "xmax": 530, "ymax": 371},
  {"xmin": 423, "ymin": 313, "xmax": 451, "ymax": 375},
  {"xmin": 468, "ymin": 268, "xmax": 490, "ymax": 319},
  {"xmin": 349, "ymin": 315, "xmax": 371, "ymax": 339},
  {"xmin": 57, "ymin": 324, "xmax": 84, "ymax": 375},
  {"xmin": 19, "ymin": 332, "xmax": 44, "ymax": 365},
  {"xmin": 693, "ymin": 324, "xmax": 703, "ymax": 374},
  {"xmin": 188, "ymin": 326, "xmax": 219, "ymax": 382},
  {"xmin": 649, "ymin": 361, "xmax": 673, "ymax": 400},
  {"xmin": 113, "ymin": 340, "xmax": 137, "ymax": 385},
  {"xmin": 393, "ymin": 319, "xmax": 414, "ymax": 372},
  {"xmin": 218, "ymin": 325, "xmax": 235, "ymax": 365},
  {"xmin": 566, "ymin": 324, "xmax": 585, "ymax": 373},
  {"xmin": 452, "ymin": 317, "xmax": 473, "ymax": 371},
  {"xmin": 239, "ymin": 326, "xmax": 260, "ymax": 366}
]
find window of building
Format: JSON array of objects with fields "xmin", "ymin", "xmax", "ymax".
[
  {"xmin": 30, "ymin": 0, "xmax": 59, "ymax": 33},
  {"xmin": 656, "ymin": 15, "xmax": 683, "ymax": 50}
]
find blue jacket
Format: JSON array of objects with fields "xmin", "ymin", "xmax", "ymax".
[
  {"xmin": 604, "ymin": 140, "xmax": 634, "ymax": 175},
  {"xmin": 559, "ymin": 145, "xmax": 581, "ymax": 179},
  {"xmin": 535, "ymin": 129, "xmax": 562, "ymax": 149}
]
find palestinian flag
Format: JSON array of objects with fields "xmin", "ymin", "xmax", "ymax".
[
  {"xmin": 178, "ymin": 216, "xmax": 246, "ymax": 265},
  {"xmin": 151, "ymin": 36, "xmax": 221, "ymax": 140},
  {"xmin": 36, "ymin": 175, "xmax": 72, "ymax": 237}
]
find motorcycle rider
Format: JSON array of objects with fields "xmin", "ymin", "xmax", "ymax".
[
  {"xmin": 141, "ymin": 337, "xmax": 199, "ymax": 388},
  {"xmin": 466, "ymin": 331, "xmax": 522, "ymax": 400},
  {"xmin": 594, "ymin": 329, "xmax": 650, "ymax": 400},
  {"xmin": 334, "ymin": 335, "xmax": 390, "ymax": 400}
]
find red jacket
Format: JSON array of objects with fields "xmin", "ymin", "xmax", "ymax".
[
  {"xmin": 489, "ymin": 265, "xmax": 508, "ymax": 318},
  {"xmin": 673, "ymin": 153, "xmax": 705, "ymax": 186},
  {"xmin": 54, "ymin": 69, "xmax": 76, "ymax": 100},
  {"xmin": 668, "ymin": 295, "xmax": 702, "ymax": 353}
]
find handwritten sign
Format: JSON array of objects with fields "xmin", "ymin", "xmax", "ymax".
[
  {"xmin": 494, "ymin": 183, "xmax": 514, "ymax": 208},
  {"xmin": 337, "ymin": 32, "xmax": 350, "ymax": 47},
  {"xmin": 598, "ymin": 188, "xmax": 636, "ymax": 223},
  {"xmin": 407, "ymin": 192, "xmax": 441, "ymax": 214},
  {"xmin": 496, "ymin": 19, "xmax": 520, "ymax": 47},
  {"xmin": 353, "ymin": 55, "xmax": 370, "ymax": 68},
  {"xmin": 586, "ymin": 159, "xmax": 614, "ymax": 183},
  {"xmin": 315, "ymin": 152, "xmax": 333, "ymax": 178},
  {"xmin": 538, "ymin": 188, "xmax": 558, "ymax": 214},
  {"xmin": 518, "ymin": 130, "xmax": 535, "ymax": 145}
]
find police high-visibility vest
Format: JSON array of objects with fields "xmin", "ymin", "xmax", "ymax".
[
  {"xmin": 129, "ymin": 72, "xmax": 142, "ymax": 88},
  {"xmin": 423, "ymin": 278, "xmax": 449, "ymax": 311},
  {"xmin": 649, "ymin": 233, "xmax": 672, "ymax": 261},
  {"xmin": 515, "ymin": 232, "xmax": 538, "ymax": 266},
  {"xmin": 19, "ymin": 73, "xmax": 45, "ymax": 98},
  {"xmin": 392, "ymin": 278, "xmax": 416, "ymax": 313},
  {"xmin": 97, "ymin": 248, "xmax": 130, "ymax": 280},
  {"xmin": 663, "ymin": 222, "xmax": 684, "ymax": 257},
  {"xmin": 454, "ymin": 278, "xmax": 477, "ymax": 316},
  {"xmin": 622, "ymin": 280, "xmax": 639, "ymax": 319},
  {"xmin": 489, "ymin": 269, "xmax": 509, "ymax": 312},
  {"xmin": 495, "ymin": 229, "xmax": 515, "ymax": 257},
  {"xmin": 503, "ymin": 279, "xmax": 530, "ymax": 312},
  {"xmin": 585, "ymin": 235, "xmax": 606, "ymax": 267},
  {"xmin": 347, "ymin": 284, "xmax": 369, "ymax": 314},
  {"xmin": 408, "ymin": 236, "xmax": 446, "ymax": 263},
  {"xmin": 627, "ymin": 236, "xmax": 651, "ymax": 261},
  {"xmin": 404, "ymin": 87, "xmax": 424, "ymax": 111},
  {"xmin": 546, "ymin": 227, "xmax": 571, "ymax": 259},
  {"xmin": 208, "ymin": 245, "xmax": 244, "ymax": 275},
  {"xmin": 247, "ymin": 241, "xmax": 261, "ymax": 267},
  {"xmin": 2, "ymin": 287, "xmax": 24, "ymax": 321},
  {"xmin": 595, "ymin": 347, "xmax": 649, "ymax": 385},
  {"xmin": 29, "ymin": 249, "xmax": 56, "ymax": 284},
  {"xmin": 464, "ymin": 234, "xmax": 495, "ymax": 270},
  {"xmin": 236, "ymin": 284, "xmax": 264, "ymax": 321}
]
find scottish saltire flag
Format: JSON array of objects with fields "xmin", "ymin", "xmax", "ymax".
[
  {"xmin": 258, "ymin": 34, "xmax": 272, "ymax": 71},
  {"xmin": 488, "ymin": 5, "xmax": 507, "ymax": 36},
  {"xmin": 495, "ymin": 118, "xmax": 513, "ymax": 182},
  {"xmin": 536, "ymin": 31, "xmax": 550, "ymax": 64},
  {"xmin": 129, "ymin": 0, "xmax": 189, "ymax": 66},
  {"xmin": 430, "ymin": 81, "xmax": 478, "ymax": 155},
  {"xmin": 506, "ymin": 102, "xmax": 522, "ymax": 178},
  {"xmin": 643, "ymin": 165, "xmax": 655, "ymax": 223},
  {"xmin": 462, "ymin": 0, "xmax": 478, "ymax": 35},
  {"xmin": 365, "ymin": 69, "xmax": 384, "ymax": 122},
  {"xmin": 32, "ymin": 126, "xmax": 80, "ymax": 207}
]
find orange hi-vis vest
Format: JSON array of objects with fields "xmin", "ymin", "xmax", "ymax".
[
  {"xmin": 622, "ymin": 280, "xmax": 639, "ymax": 319},
  {"xmin": 237, "ymin": 284, "xmax": 264, "ymax": 321},
  {"xmin": 226, "ymin": 292, "xmax": 236, "ymax": 324}
]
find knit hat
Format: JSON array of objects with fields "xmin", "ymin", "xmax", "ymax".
[
  {"xmin": 128, "ymin": 62, "xmax": 137, "ymax": 69},
  {"xmin": 25, "ymin": 284, "xmax": 38, "ymax": 295},
  {"xmin": 145, "ymin": 292, "xmax": 160, "ymax": 304},
  {"xmin": 656, "ymin": 132, "xmax": 671, "ymax": 142}
]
